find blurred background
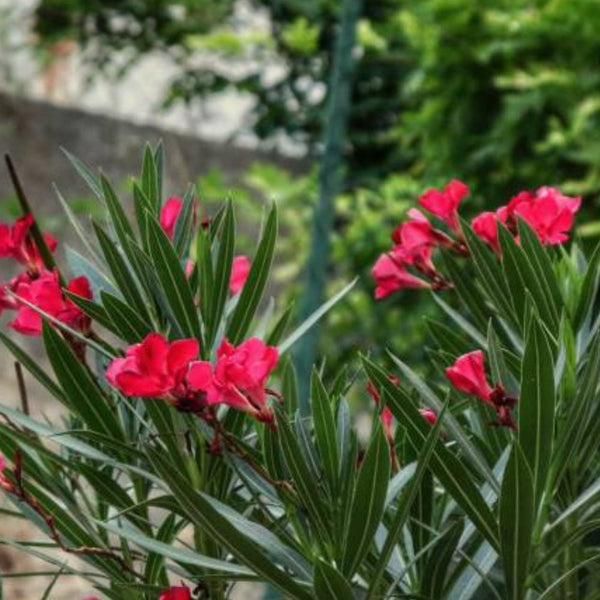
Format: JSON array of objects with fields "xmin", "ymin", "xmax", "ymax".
[
  {"xmin": 1, "ymin": 0, "xmax": 600, "ymax": 595},
  {"xmin": 2, "ymin": 0, "xmax": 600, "ymax": 377}
]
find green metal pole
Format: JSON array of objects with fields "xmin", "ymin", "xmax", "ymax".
[{"xmin": 294, "ymin": 0, "xmax": 363, "ymax": 410}]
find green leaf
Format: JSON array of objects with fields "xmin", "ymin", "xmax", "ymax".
[
  {"xmin": 432, "ymin": 293, "xmax": 487, "ymax": 348},
  {"xmin": 93, "ymin": 222, "xmax": 150, "ymax": 321},
  {"xmin": 518, "ymin": 318, "xmax": 555, "ymax": 510},
  {"xmin": 227, "ymin": 204, "xmax": 277, "ymax": 344},
  {"xmin": 146, "ymin": 215, "xmax": 201, "ymax": 340},
  {"xmin": 278, "ymin": 278, "xmax": 357, "ymax": 355},
  {"xmin": 207, "ymin": 200, "xmax": 235, "ymax": 349},
  {"xmin": 341, "ymin": 423, "xmax": 391, "ymax": 577},
  {"xmin": 61, "ymin": 147, "xmax": 103, "ymax": 200},
  {"xmin": 97, "ymin": 519, "xmax": 254, "ymax": 577},
  {"xmin": 314, "ymin": 561, "xmax": 355, "ymax": 600},
  {"xmin": 499, "ymin": 443, "xmax": 535, "ymax": 600},
  {"xmin": 265, "ymin": 303, "xmax": 294, "ymax": 346},
  {"xmin": 101, "ymin": 291, "xmax": 152, "ymax": 343},
  {"xmin": 499, "ymin": 225, "xmax": 559, "ymax": 331},
  {"xmin": 54, "ymin": 184, "xmax": 102, "ymax": 265},
  {"xmin": 146, "ymin": 447, "xmax": 312, "ymax": 600},
  {"xmin": 42, "ymin": 323, "xmax": 124, "ymax": 441},
  {"xmin": 574, "ymin": 241, "xmax": 600, "ymax": 331},
  {"xmin": 144, "ymin": 514, "xmax": 182, "ymax": 586},
  {"xmin": 440, "ymin": 250, "xmax": 489, "ymax": 329},
  {"xmin": 462, "ymin": 224, "xmax": 518, "ymax": 329},
  {"xmin": 311, "ymin": 371, "xmax": 339, "ymax": 495},
  {"xmin": 101, "ymin": 173, "xmax": 136, "ymax": 246},
  {"xmin": 17, "ymin": 481, "xmax": 129, "ymax": 582},
  {"xmin": 65, "ymin": 245, "xmax": 119, "ymax": 298},
  {"xmin": 518, "ymin": 220, "xmax": 563, "ymax": 322},
  {"xmin": 421, "ymin": 519, "xmax": 464, "ymax": 599},
  {"xmin": 173, "ymin": 184, "xmax": 196, "ymax": 259},
  {"xmin": 367, "ymin": 400, "xmax": 447, "ymax": 599},
  {"xmin": 363, "ymin": 357, "xmax": 499, "ymax": 550},
  {"xmin": 153, "ymin": 141, "xmax": 164, "ymax": 207},
  {"xmin": 64, "ymin": 291, "xmax": 118, "ymax": 334},
  {"xmin": 390, "ymin": 353, "xmax": 498, "ymax": 492},
  {"xmin": 0, "ymin": 330, "xmax": 65, "ymax": 402},
  {"xmin": 141, "ymin": 144, "xmax": 159, "ymax": 213},
  {"xmin": 277, "ymin": 410, "xmax": 331, "ymax": 540}
]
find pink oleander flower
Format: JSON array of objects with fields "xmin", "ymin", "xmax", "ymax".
[
  {"xmin": 158, "ymin": 586, "xmax": 191, "ymax": 600},
  {"xmin": 230, "ymin": 255, "xmax": 250, "ymax": 295},
  {"xmin": 418, "ymin": 179, "xmax": 469, "ymax": 232},
  {"xmin": 9, "ymin": 271, "xmax": 92, "ymax": 336},
  {"xmin": 185, "ymin": 259, "xmax": 195, "ymax": 278},
  {"xmin": 445, "ymin": 350, "xmax": 493, "ymax": 402},
  {"xmin": 160, "ymin": 197, "xmax": 183, "ymax": 240},
  {"xmin": 187, "ymin": 337, "xmax": 279, "ymax": 423},
  {"xmin": 391, "ymin": 209, "xmax": 452, "ymax": 255},
  {"xmin": 372, "ymin": 252, "xmax": 430, "ymax": 299},
  {"xmin": 446, "ymin": 350, "xmax": 516, "ymax": 429},
  {"xmin": 0, "ymin": 272, "xmax": 33, "ymax": 316},
  {"xmin": 0, "ymin": 214, "xmax": 57, "ymax": 273},
  {"xmin": 419, "ymin": 408, "xmax": 437, "ymax": 425},
  {"xmin": 506, "ymin": 186, "xmax": 581, "ymax": 245},
  {"xmin": 106, "ymin": 333, "xmax": 199, "ymax": 398},
  {"xmin": 472, "ymin": 211, "xmax": 501, "ymax": 252}
]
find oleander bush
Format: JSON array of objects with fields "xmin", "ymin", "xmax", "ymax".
[{"xmin": 1, "ymin": 146, "xmax": 600, "ymax": 600}]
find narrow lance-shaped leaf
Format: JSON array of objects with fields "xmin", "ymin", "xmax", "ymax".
[
  {"xmin": 518, "ymin": 318, "xmax": 555, "ymax": 511},
  {"xmin": 141, "ymin": 144, "xmax": 159, "ymax": 213},
  {"xmin": 341, "ymin": 422, "xmax": 391, "ymax": 577},
  {"xmin": 227, "ymin": 204, "xmax": 277, "ymax": 345},
  {"xmin": 42, "ymin": 323, "xmax": 125, "ymax": 442},
  {"xmin": 390, "ymin": 353, "xmax": 498, "ymax": 492},
  {"xmin": 362, "ymin": 357, "xmax": 499, "ymax": 550},
  {"xmin": 498, "ymin": 225, "xmax": 559, "ymax": 331},
  {"xmin": 145, "ymin": 214, "xmax": 201, "ymax": 340},
  {"xmin": 207, "ymin": 200, "xmax": 235, "ymax": 349},
  {"xmin": 277, "ymin": 409, "xmax": 332, "ymax": 541},
  {"xmin": 101, "ymin": 291, "xmax": 152, "ymax": 343},
  {"xmin": 499, "ymin": 443, "xmax": 535, "ymax": 600},
  {"xmin": 314, "ymin": 561, "xmax": 355, "ymax": 600},
  {"xmin": 93, "ymin": 222, "xmax": 150, "ymax": 322},
  {"xmin": 311, "ymin": 370, "xmax": 339, "ymax": 495},
  {"xmin": 146, "ymin": 447, "xmax": 313, "ymax": 600},
  {"xmin": 367, "ymin": 399, "xmax": 448, "ymax": 599}
]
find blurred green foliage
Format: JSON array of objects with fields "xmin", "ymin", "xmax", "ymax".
[
  {"xmin": 33, "ymin": 0, "xmax": 600, "ymax": 374},
  {"xmin": 198, "ymin": 163, "xmax": 437, "ymax": 372},
  {"xmin": 34, "ymin": 0, "xmax": 600, "ymax": 199}
]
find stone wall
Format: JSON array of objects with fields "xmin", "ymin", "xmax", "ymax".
[{"xmin": 0, "ymin": 92, "xmax": 306, "ymax": 210}]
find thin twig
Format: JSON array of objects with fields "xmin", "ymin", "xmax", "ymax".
[
  {"xmin": 4, "ymin": 153, "xmax": 57, "ymax": 274},
  {"xmin": 6, "ymin": 452, "xmax": 145, "ymax": 581},
  {"xmin": 14, "ymin": 362, "xmax": 29, "ymax": 416}
]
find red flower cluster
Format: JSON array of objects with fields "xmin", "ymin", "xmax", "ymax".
[
  {"xmin": 106, "ymin": 334, "xmax": 279, "ymax": 424},
  {"xmin": 472, "ymin": 186, "xmax": 580, "ymax": 252},
  {"xmin": 445, "ymin": 350, "xmax": 517, "ymax": 429},
  {"xmin": 0, "ymin": 214, "xmax": 57, "ymax": 273},
  {"xmin": 106, "ymin": 333, "xmax": 199, "ymax": 398},
  {"xmin": 159, "ymin": 586, "xmax": 191, "ymax": 600},
  {"xmin": 374, "ymin": 181, "xmax": 581, "ymax": 299},
  {"xmin": 0, "ymin": 215, "xmax": 91, "ymax": 336},
  {"xmin": 373, "ymin": 180, "xmax": 469, "ymax": 299}
]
